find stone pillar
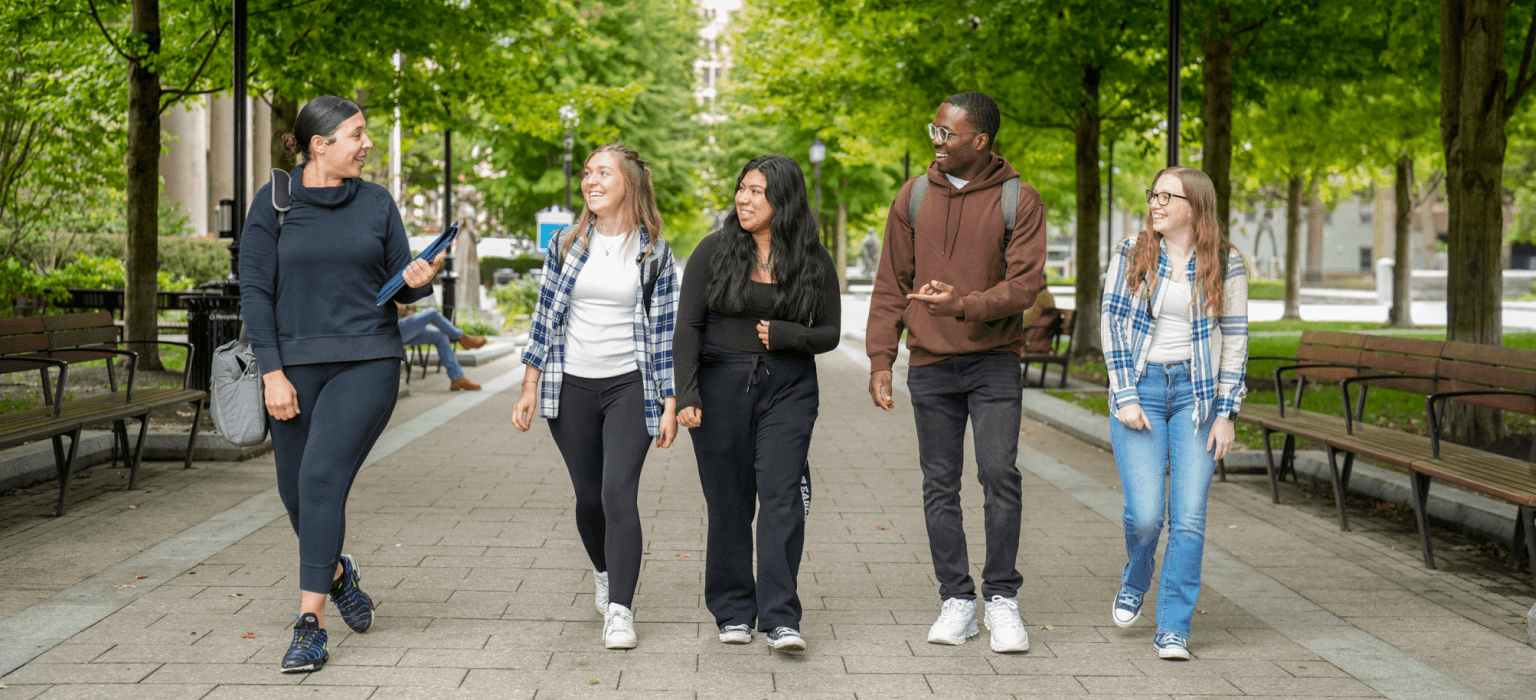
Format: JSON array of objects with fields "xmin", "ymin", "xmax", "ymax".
[
  {"xmin": 1373, "ymin": 184, "xmax": 1389, "ymax": 265},
  {"xmin": 252, "ymin": 97, "xmax": 272, "ymax": 192},
  {"xmin": 160, "ymin": 98, "xmax": 209, "ymax": 235},
  {"xmin": 207, "ymin": 96, "xmax": 235, "ymax": 235}
]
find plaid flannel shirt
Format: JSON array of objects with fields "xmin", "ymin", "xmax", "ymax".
[
  {"xmin": 1100, "ymin": 237, "xmax": 1249, "ymax": 426},
  {"xmin": 521, "ymin": 225, "xmax": 678, "ymax": 437}
]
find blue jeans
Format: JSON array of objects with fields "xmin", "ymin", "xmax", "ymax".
[
  {"xmin": 1109, "ymin": 360, "xmax": 1215, "ymax": 638},
  {"xmin": 398, "ymin": 308, "xmax": 465, "ymax": 380}
]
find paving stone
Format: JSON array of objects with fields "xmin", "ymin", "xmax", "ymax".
[
  {"xmin": 32, "ymin": 685, "xmax": 215, "ymax": 699},
  {"xmin": 1, "ymin": 664, "xmax": 159, "ymax": 685}
]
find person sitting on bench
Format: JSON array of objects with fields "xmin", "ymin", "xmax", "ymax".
[{"xmin": 397, "ymin": 303, "xmax": 487, "ymax": 391}]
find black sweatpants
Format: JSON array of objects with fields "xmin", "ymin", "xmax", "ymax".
[
  {"xmin": 269, "ymin": 357, "xmax": 400, "ymax": 594},
  {"xmin": 691, "ymin": 353, "xmax": 818, "ymax": 632},
  {"xmin": 547, "ymin": 371, "xmax": 652, "ymax": 608}
]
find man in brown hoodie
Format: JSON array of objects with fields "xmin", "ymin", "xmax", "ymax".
[{"xmin": 865, "ymin": 92, "xmax": 1047, "ymax": 653}]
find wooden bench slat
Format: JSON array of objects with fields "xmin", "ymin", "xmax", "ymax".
[
  {"xmin": 0, "ymin": 317, "xmax": 47, "ymax": 336},
  {"xmin": 48, "ymin": 327, "xmax": 119, "ymax": 349},
  {"xmin": 1443, "ymin": 340, "xmax": 1536, "ymax": 372},
  {"xmin": 1361, "ymin": 335, "xmax": 1446, "ymax": 357},
  {"xmin": 40, "ymin": 312, "xmax": 115, "ymax": 332},
  {"xmin": 0, "ymin": 335, "xmax": 49, "ymax": 354},
  {"xmin": 1302, "ymin": 330, "xmax": 1370, "ymax": 348},
  {"xmin": 1436, "ymin": 362, "xmax": 1536, "ymax": 393}
]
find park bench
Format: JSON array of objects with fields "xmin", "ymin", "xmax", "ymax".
[
  {"xmin": 1021, "ymin": 308, "xmax": 1074, "ymax": 388},
  {"xmin": 0, "ymin": 312, "xmax": 205, "ymax": 516},
  {"xmin": 403, "ymin": 343, "xmax": 444, "ymax": 384}
]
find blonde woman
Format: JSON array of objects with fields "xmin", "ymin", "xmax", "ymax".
[
  {"xmin": 511, "ymin": 143, "xmax": 678, "ymax": 650},
  {"xmin": 1100, "ymin": 167, "xmax": 1248, "ymax": 660}
]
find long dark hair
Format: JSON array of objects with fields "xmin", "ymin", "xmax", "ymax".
[{"xmin": 705, "ymin": 154, "xmax": 827, "ymax": 325}]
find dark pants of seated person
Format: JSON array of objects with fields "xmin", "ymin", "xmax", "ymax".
[
  {"xmin": 691, "ymin": 353, "xmax": 818, "ymax": 632},
  {"xmin": 546, "ymin": 371, "xmax": 652, "ymax": 609},
  {"xmin": 268, "ymin": 357, "xmax": 400, "ymax": 594}
]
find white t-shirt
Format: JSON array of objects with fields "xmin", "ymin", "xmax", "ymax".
[
  {"xmin": 1146, "ymin": 279, "xmax": 1194, "ymax": 364},
  {"xmin": 945, "ymin": 173, "xmax": 970, "ymax": 190},
  {"xmin": 564, "ymin": 232, "xmax": 640, "ymax": 379}
]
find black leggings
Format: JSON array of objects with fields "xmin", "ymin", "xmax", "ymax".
[
  {"xmin": 268, "ymin": 358, "xmax": 400, "ymax": 594},
  {"xmin": 547, "ymin": 371, "xmax": 652, "ymax": 608}
]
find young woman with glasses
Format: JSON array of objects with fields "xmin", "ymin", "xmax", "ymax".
[{"xmin": 1099, "ymin": 167, "xmax": 1249, "ymax": 660}]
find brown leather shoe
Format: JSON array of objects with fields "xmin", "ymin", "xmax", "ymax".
[
  {"xmin": 449, "ymin": 377, "xmax": 482, "ymax": 391},
  {"xmin": 457, "ymin": 335, "xmax": 487, "ymax": 350}
]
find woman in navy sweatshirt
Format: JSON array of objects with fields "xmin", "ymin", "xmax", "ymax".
[{"xmin": 239, "ymin": 96, "xmax": 442, "ymax": 674}]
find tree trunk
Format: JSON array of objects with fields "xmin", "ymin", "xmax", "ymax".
[
  {"xmin": 1389, "ymin": 155, "xmax": 1414, "ymax": 327},
  {"xmin": 1283, "ymin": 175, "xmax": 1302, "ymax": 320},
  {"xmin": 1305, "ymin": 190, "xmax": 1325, "ymax": 283},
  {"xmin": 1200, "ymin": 8, "xmax": 1235, "ymax": 240},
  {"xmin": 271, "ymin": 95, "xmax": 298, "ymax": 173},
  {"xmin": 125, "ymin": 0, "xmax": 162, "ymax": 370},
  {"xmin": 1070, "ymin": 67, "xmax": 1103, "ymax": 363},
  {"xmin": 836, "ymin": 190, "xmax": 848, "ymax": 292},
  {"xmin": 1439, "ymin": 0, "xmax": 1507, "ymax": 445}
]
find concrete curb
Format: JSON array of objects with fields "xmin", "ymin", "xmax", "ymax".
[
  {"xmin": 1020, "ymin": 388, "xmax": 1521, "ymax": 546},
  {"xmin": 413, "ymin": 336, "xmax": 525, "ymax": 368}
]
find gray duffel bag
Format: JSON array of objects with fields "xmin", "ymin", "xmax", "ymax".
[{"xmin": 209, "ymin": 329, "xmax": 268, "ymax": 447}]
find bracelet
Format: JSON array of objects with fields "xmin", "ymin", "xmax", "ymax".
[{"xmin": 522, "ymin": 380, "xmax": 538, "ymax": 385}]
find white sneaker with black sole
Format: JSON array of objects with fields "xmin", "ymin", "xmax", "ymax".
[
  {"xmin": 765, "ymin": 627, "xmax": 805, "ymax": 651},
  {"xmin": 593, "ymin": 570, "xmax": 609, "ymax": 616},
  {"xmin": 603, "ymin": 603, "xmax": 636, "ymax": 649},
  {"xmin": 718, "ymin": 624, "xmax": 753, "ymax": 644},
  {"xmin": 927, "ymin": 597, "xmax": 978, "ymax": 645},
  {"xmin": 983, "ymin": 596, "xmax": 1029, "ymax": 653}
]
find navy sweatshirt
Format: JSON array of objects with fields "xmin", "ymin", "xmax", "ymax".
[{"xmin": 239, "ymin": 164, "xmax": 432, "ymax": 374}]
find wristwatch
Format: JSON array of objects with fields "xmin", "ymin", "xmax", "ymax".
[{"xmin": 1224, "ymin": 410, "xmax": 1240, "ymax": 421}]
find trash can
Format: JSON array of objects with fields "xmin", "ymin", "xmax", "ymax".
[{"xmin": 185, "ymin": 292, "xmax": 242, "ymax": 393}]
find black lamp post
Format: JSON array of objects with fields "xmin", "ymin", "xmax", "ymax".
[
  {"xmin": 560, "ymin": 104, "xmax": 579, "ymax": 210},
  {"xmin": 809, "ymin": 136, "xmax": 826, "ymax": 245},
  {"xmin": 441, "ymin": 129, "xmax": 457, "ymax": 321},
  {"xmin": 229, "ymin": 0, "xmax": 247, "ymax": 284},
  {"xmin": 1167, "ymin": 0, "xmax": 1181, "ymax": 167}
]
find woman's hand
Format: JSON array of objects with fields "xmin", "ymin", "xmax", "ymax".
[
  {"xmin": 657, "ymin": 398, "xmax": 678, "ymax": 448},
  {"xmin": 510, "ymin": 371, "xmax": 540, "ymax": 432},
  {"xmin": 757, "ymin": 320, "xmax": 772, "ymax": 350},
  {"xmin": 263, "ymin": 370, "xmax": 300, "ymax": 420},
  {"xmin": 403, "ymin": 249, "xmax": 447, "ymax": 289},
  {"xmin": 1208, "ymin": 416, "xmax": 1236, "ymax": 461},
  {"xmin": 1115, "ymin": 404, "xmax": 1149, "ymax": 431},
  {"xmin": 677, "ymin": 406, "xmax": 701, "ymax": 428}
]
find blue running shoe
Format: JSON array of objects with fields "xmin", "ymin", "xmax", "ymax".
[
  {"xmin": 1155, "ymin": 631, "xmax": 1190, "ymax": 660},
  {"xmin": 1112, "ymin": 585, "xmax": 1143, "ymax": 628},
  {"xmin": 330, "ymin": 553, "xmax": 374, "ymax": 633},
  {"xmin": 280, "ymin": 613, "xmax": 328, "ymax": 672}
]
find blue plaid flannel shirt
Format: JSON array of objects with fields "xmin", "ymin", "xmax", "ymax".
[
  {"xmin": 1100, "ymin": 237, "xmax": 1249, "ymax": 426},
  {"xmin": 520, "ymin": 225, "xmax": 678, "ymax": 437}
]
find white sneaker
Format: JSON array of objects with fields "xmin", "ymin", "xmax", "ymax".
[
  {"xmin": 926, "ymin": 598, "xmax": 978, "ymax": 645},
  {"xmin": 593, "ymin": 570, "xmax": 609, "ymax": 616},
  {"xmin": 603, "ymin": 603, "xmax": 636, "ymax": 649},
  {"xmin": 983, "ymin": 596, "xmax": 1029, "ymax": 653},
  {"xmin": 765, "ymin": 627, "xmax": 806, "ymax": 651},
  {"xmin": 718, "ymin": 624, "xmax": 753, "ymax": 644}
]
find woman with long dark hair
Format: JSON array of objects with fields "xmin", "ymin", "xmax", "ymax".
[
  {"xmin": 240, "ymin": 96, "xmax": 443, "ymax": 672},
  {"xmin": 511, "ymin": 143, "xmax": 678, "ymax": 650},
  {"xmin": 675, "ymin": 154, "xmax": 841, "ymax": 652},
  {"xmin": 1100, "ymin": 166, "xmax": 1248, "ymax": 660}
]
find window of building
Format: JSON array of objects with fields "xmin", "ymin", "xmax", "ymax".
[
  {"xmin": 1359, "ymin": 246, "xmax": 1372, "ymax": 272},
  {"xmin": 1360, "ymin": 208, "xmax": 1372, "ymax": 224}
]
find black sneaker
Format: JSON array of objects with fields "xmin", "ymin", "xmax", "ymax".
[
  {"xmin": 330, "ymin": 553, "xmax": 374, "ymax": 633},
  {"xmin": 280, "ymin": 613, "xmax": 328, "ymax": 672},
  {"xmin": 765, "ymin": 626, "xmax": 805, "ymax": 651}
]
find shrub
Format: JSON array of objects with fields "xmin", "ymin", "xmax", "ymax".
[
  {"xmin": 0, "ymin": 259, "xmax": 68, "ymax": 316},
  {"xmin": 479, "ymin": 255, "xmax": 544, "ymax": 283},
  {"xmin": 44, "ymin": 254, "xmax": 196, "ymax": 291},
  {"xmin": 491, "ymin": 276, "xmax": 541, "ymax": 320}
]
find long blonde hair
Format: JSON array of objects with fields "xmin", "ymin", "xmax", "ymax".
[
  {"xmin": 562, "ymin": 143, "xmax": 664, "ymax": 261},
  {"xmin": 1129, "ymin": 167, "xmax": 1232, "ymax": 317}
]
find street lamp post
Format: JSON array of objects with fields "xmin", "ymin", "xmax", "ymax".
[
  {"xmin": 809, "ymin": 137, "xmax": 826, "ymax": 246},
  {"xmin": 229, "ymin": 0, "xmax": 247, "ymax": 283},
  {"xmin": 442, "ymin": 129, "xmax": 457, "ymax": 321},
  {"xmin": 1167, "ymin": 0, "xmax": 1181, "ymax": 167},
  {"xmin": 560, "ymin": 104, "xmax": 579, "ymax": 210}
]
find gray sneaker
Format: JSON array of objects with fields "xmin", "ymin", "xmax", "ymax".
[
  {"xmin": 766, "ymin": 627, "xmax": 805, "ymax": 651},
  {"xmin": 718, "ymin": 624, "xmax": 753, "ymax": 644}
]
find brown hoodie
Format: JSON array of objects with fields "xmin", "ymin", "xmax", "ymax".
[{"xmin": 865, "ymin": 153, "xmax": 1047, "ymax": 372}]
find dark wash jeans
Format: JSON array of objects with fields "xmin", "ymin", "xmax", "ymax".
[{"xmin": 906, "ymin": 352, "xmax": 1024, "ymax": 601}]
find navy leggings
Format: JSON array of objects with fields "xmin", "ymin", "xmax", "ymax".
[{"xmin": 268, "ymin": 358, "xmax": 400, "ymax": 593}]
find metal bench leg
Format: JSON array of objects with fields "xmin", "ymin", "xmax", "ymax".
[
  {"xmin": 184, "ymin": 398, "xmax": 203, "ymax": 469},
  {"xmin": 1020, "ymin": 361, "xmax": 1032, "ymax": 387},
  {"xmin": 51, "ymin": 429, "xmax": 81, "ymax": 517},
  {"xmin": 1409, "ymin": 472, "xmax": 1436, "ymax": 569},
  {"xmin": 1056, "ymin": 361, "xmax": 1068, "ymax": 388},
  {"xmin": 1521, "ymin": 506, "xmax": 1536, "ymax": 589},
  {"xmin": 1325, "ymin": 446, "xmax": 1351, "ymax": 532},
  {"xmin": 1217, "ymin": 458, "xmax": 1227, "ymax": 482},
  {"xmin": 1510, "ymin": 508, "xmax": 1530, "ymax": 570},
  {"xmin": 1262, "ymin": 428, "xmax": 1281, "ymax": 504},
  {"xmin": 1279, "ymin": 435, "xmax": 1297, "ymax": 483},
  {"xmin": 126, "ymin": 415, "xmax": 150, "ymax": 490}
]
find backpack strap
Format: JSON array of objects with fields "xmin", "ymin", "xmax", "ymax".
[
  {"xmin": 906, "ymin": 176, "xmax": 928, "ymax": 245},
  {"xmin": 1001, "ymin": 177, "xmax": 1020, "ymax": 247},
  {"xmin": 270, "ymin": 168, "xmax": 291, "ymax": 229},
  {"xmin": 642, "ymin": 256, "xmax": 661, "ymax": 316}
]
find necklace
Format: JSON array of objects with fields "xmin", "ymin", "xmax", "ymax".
[
  {"xmin": 754, "ymin": 257, "xmax": 773, "ymax": 272},
  {"xmin": 595, "ymin": 232, "xmax": 624, "ymax": 256}
]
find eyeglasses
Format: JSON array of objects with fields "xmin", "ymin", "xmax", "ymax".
[
  {"xmin": 927, "ymin": 123, "xmax": 979, "ymax": 142},
  {"xmin": 1146, "ymin": 189, "xmax": 1189, "ymax": 206}
]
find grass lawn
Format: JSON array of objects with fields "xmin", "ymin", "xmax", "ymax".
[{"xmin": 1248, "ymin": 320, "xmax": 1444, "ymax": 333}]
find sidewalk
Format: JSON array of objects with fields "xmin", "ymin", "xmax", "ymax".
[{"xmin": 0, "ymin": 344, "xmax": 1531, "ymax": 698}]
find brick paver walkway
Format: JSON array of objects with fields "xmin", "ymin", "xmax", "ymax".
[{"xmin": 0, "ymin": 344, "xmax": 1532, "ymax": 699}]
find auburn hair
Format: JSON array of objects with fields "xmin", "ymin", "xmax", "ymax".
[
  {"xmin": 1128, "ymin": 167, "xmax": 1232, "ymax": 317},
  {"xmin": 562, "ymin": 143, "xmax": 664, "ymax": 261}
]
